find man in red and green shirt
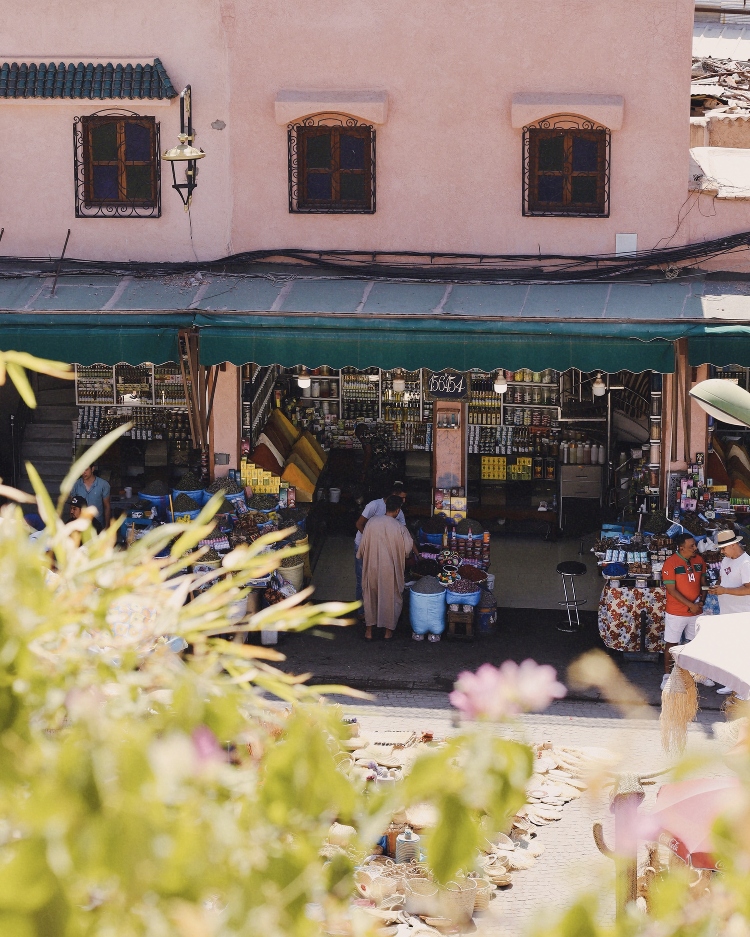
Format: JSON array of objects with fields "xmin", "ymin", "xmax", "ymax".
[{"xmin": 661, "ymin": 532, "xmax": 706, "ymax": 690}]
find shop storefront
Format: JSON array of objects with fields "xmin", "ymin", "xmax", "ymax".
[{"xmin": 4, "ymin": 271, "xmax": 750, "ymax": 638}]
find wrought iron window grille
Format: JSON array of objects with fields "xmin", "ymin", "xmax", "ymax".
[
  {"xmin": 522, "ymin": 115, "xmax": 610, "ymax": 218},
  {"xmin": 74, "ymin": 110, "xmax": 161, "ymax": 218},
  {"xmin": 288, "ymin": 114, "xmax": 375, "ymax": 214}
]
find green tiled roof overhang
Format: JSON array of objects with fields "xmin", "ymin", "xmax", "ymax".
[{"xmin": 0, "ymin": 59, "xmax": 177, "ymax": 100}]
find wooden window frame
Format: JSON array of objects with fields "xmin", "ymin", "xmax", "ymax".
[
  {"xmin": 74, "ymin": 113, "xmax": 161, "ymax": 217},
  {"xmin": 523, "ymin": 121, "xmax": 610, "ymax": 218},
  {"xmin": 288, "ymin": 118, "xmax": 375, "ymax": 214}
]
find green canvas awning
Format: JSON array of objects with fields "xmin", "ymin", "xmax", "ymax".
[
  {"xmin": 2, "ymin": 271, "xmax": 750, "ymax": 373},
  {"xmin": 194, "ymin": 313, "xmax": 677, "ymax": 373},
  {"xmin": 0, "ymin": 313, "xmax": 193, "ymax": 365},
  {"xmin": 688, "ymin": 326, "xmax": 750, "ymax": 367}
]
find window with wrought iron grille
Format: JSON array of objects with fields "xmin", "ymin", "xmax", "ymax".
[
  {"xmin": 288, "ymin": 116, "xmax": 375, "ymax": 213},
  {"xmin": 523, "ymin": 118, "xmax": 610, "ymax": 217},
  {"xmin": 74, "ymin": 113, "xmax": 161, "ymax": 217}
]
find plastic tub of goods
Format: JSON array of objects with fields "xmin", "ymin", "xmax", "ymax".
[
  {"xmin": 279, "ymin": 554, "xmax": 305, "ymax": 590},
  {"xmin": 279, "ymin": 507, "xmax": 307, "ymax": 531},
  {"xmin": 137, "ymin": 490, "xmax": 170, "ymax": 519},
  {"xmin": 173, "ymin": 509, "xmax": 201, "ymax": 523},
  {"xmin": 172, "ymin": 488, "xmax": 206, "ymax": 506},
  {"xmin": 419, "ymin": 530, "xmax": 445, "ymax": 546},
  {"xmin": 170, "ymin": 492, "xmax": 202, "ymax": 523},
  {"xmin": 204, "ymin": 479, "xmax": 247, "ymax": 508},
  {"xmin": 458, "ymin": 564, "xmax": 488, "ymax": 588},
  {"xmin": 445, "ymin": 579, "xmax": 482, "ymax": 607},
  {"xmin": 247, "ymin": 493, "xmax": 280, "ymax": 514},
  {"xmin": 410, "ymin": 576, "xmax": 446, "ymax": 636}
]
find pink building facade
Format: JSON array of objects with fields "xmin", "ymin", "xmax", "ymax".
[
  {"xmin": 3, "ymin": 0, "xmax": 750, "ymax": 492},
  {"xmin": 3, "ymin": 0, "xmax": 745, "ymax": 264}
]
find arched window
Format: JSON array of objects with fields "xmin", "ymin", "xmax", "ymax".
[
  {"xmin": 74, "ymin": 110, "xmax": 160, "ymax": 218},
  {"xmin": 523, "ymin": 116, "xmax": 610, "ymax": 217},
  {"xmin": 288, "ymin": 114, "xmax": 375, "ymax": 214}
]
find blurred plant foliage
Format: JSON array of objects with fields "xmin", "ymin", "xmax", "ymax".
[
  {"xmin": 0, "ymin": 352, "xmax": 534, "ymax": 937},
  {"xmin": 2, "ymin": 353, "xmax": 748, "ymax": 937}
]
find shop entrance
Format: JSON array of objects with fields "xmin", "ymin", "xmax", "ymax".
[{"xmin": 239, "ymin": 363, "xmax": 663, "ymax": 617}]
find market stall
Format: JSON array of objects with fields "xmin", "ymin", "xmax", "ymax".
[{"xmin": 595, "ymin": 511, "xmax": 726, "ymax": 654}]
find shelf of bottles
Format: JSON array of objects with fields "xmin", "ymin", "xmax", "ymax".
[
  {"xmin": 76, "ymin": 406, "xmax": 192, "ymax": 442},
  {"xmin": 75, "ymin": 364, "xmax": 187, "ymax": 408},
  {"xmin": 341, "ymin": 368, "xmax": 381, "ymax": 421},
  {"xmin": 153, "ymin": 364, "xmax": 188, "ymax": 406},
  {"xmin": 380, "ymin": 370, "xmax": 422, "ymax": 422},
  {"xmin": 75, "ymin": 365, "xmax": 116, "ymax": 404}
]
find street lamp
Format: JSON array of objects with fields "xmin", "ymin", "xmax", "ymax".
[
  {"xmin": 392, "ymin": 370, "xmax": 406, "ymax": 394},
  {"xmin": 592, "ymin": 373, "xmax": 607, "ymax": 397},
  {"xmin": 162, "ymin": 85, "xmax": 205, "ymax": 210},
  {"xmin": 689, "ymin": 378, "xmax": 750, "ymax": 427}
]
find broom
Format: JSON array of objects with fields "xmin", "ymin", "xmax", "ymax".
[{"xmin": 660, "ymin": 665, "xmax": 699, "ymax": 754}]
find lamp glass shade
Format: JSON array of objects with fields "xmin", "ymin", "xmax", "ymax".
[
  {"xmin": 297, "ymin": 375, "xmax": 311, "ymax": 389},
  {"xmin": 592, "ymin": 374, "xmax": 606, "ymax": 397},
  {"xmin": 163, "ymin": 135, "xmax": 206, "ymax": 162},
  {"xmin": 690, "ymin": 379, "xmax": 750, "ymax": 427},
  {"xmin": 493, "ymin": 376, "xmax": 507, "ymax": 394}
]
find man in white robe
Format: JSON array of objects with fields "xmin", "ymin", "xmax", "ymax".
[{"xmin": 357, "ymin": 495, "xmax": 413, "ymax": 640}]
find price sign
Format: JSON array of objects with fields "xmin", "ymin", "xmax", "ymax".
[{"xmin": 426, "ymin": 370, "xmax": 471, "ymax": 401}]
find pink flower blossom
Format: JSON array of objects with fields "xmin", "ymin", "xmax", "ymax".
[
  {"xmin": 449, "ymin": 660, "xmax": 566, "ymax": 720},
  {"xmin": 192, "ymin": 726, "xmax": 225, "ymax": 764}
]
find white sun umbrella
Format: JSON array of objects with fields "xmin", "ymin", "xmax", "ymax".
[{"xmin": 672, "ymin": 613, "xmax": 750, "ymax": 699}]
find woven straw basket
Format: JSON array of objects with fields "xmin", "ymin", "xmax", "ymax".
[{"xmin": 440, "ymin": 878, "xmax": 477, "ymax": 923}]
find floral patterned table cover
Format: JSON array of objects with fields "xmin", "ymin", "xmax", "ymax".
[{"xmin": 598, "ymin": 583, "xmax": 666, "ymax": 652}]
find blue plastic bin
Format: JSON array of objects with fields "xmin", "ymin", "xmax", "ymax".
[
  {"xmin": 137, "ymin": 492, "xmax": 170, "ymax": 520},
  {"xmin": 172, "ymin": 488, "xmax": 206, "ymax": 506},
  {"xmin": 171, "ymin": 509, "xmax": 201, "ymax": 523},
  {"xmin": 445, "ymin": 585, "xmax": 482, "ymax": 607},
  {"xmin": 410, "ymin": 586, "xmax": 447, "ymax": 635}
]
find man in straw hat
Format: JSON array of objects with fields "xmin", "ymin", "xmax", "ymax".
[{"xmin": 709, "ymin": 528, "xmax": 750, "ymax": 694}]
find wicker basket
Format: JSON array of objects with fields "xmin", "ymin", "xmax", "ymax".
[
  {"xmin": 404, "ymin": 878, "xmax": 440, "ymax": 916},
  {"xmin": 473, "ymin": 880, "xmax": 493, "ymax": 912},
  {"xmin": 439, "ymin": 878, "xmax": 477, "ymax": 924}
]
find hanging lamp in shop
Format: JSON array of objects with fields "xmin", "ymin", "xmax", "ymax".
[
  {"xmin": 297, "ymin": 369, "xmax": 311, "ymax": 389},
  {"xmin": 493, "ymin": 371, "xmax": 507, "ymax": 394}
]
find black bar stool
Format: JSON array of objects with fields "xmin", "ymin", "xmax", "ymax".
[{"xmin": 556, "ymin": 560, "xmax": 587, "ymax": 632}]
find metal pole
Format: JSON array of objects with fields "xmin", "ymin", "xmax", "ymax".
[{"xmin": 10, "ymin": 414, "xmax": 17, "ymax": 489}]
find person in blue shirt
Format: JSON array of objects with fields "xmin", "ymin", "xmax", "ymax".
[{"xmin": 70, "ymin": 463, "xmax": 111, "ymax": 527}]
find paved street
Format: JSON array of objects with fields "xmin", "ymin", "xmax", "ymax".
[
  {"xmin": 334, "ymin": 690, "xmax": 729, "ymax": 936},
  {"xmin": 277, "ymin": 614, "xmax": 727, "ymax": 712}
]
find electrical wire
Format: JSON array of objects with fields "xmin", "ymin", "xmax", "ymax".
[{"xmin": 0, "ymin": 229, "xmax": 749, "ymax": 284}]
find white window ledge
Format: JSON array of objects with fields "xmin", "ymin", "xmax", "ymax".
[
  {"xmin": 275, "ymin": 90, "xmax": 388, "ymax": 125},
  {"xmin": 511, "ymin": 93, "xmax": 624, "ymax": 130}
]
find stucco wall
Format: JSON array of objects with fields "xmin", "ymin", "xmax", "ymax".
[
  {"xmin": 0, "ymin": 0, "xmax": 721, "ymax": 263},
  {"xmin": 0, "ymin": 0, "xmax": 232, "ymax": 262}
]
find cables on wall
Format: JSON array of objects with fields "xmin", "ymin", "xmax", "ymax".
[{"xmin": 0, "ymin": 229, "xmax": 748, "ymax": 284}]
